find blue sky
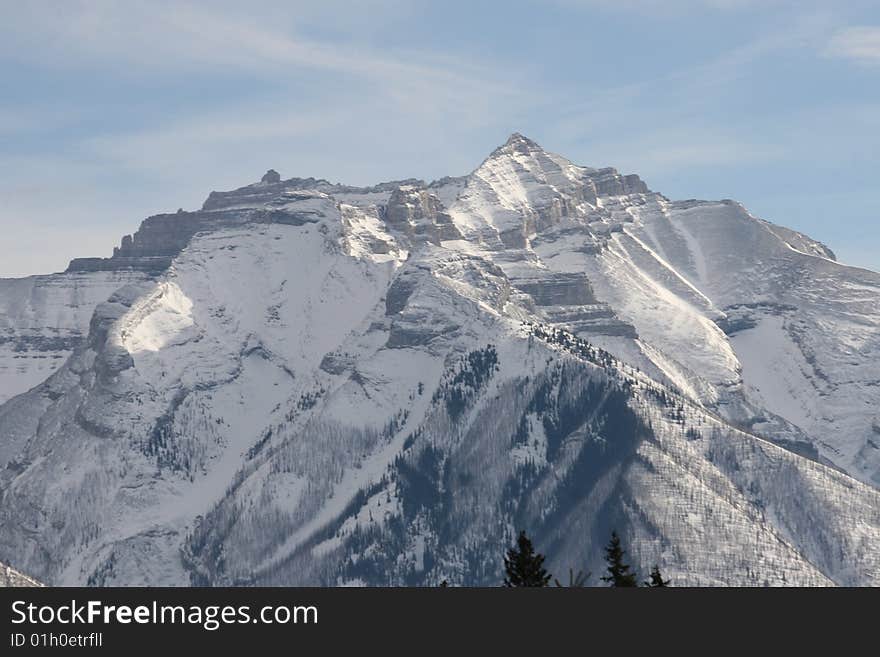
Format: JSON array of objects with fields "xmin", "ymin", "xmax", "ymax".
[{"xmin": 1, "ymin": 0, "xmax": 879, "ymax": 277}]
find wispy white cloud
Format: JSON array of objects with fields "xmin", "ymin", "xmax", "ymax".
[
  {"xmin": 826, "ymin": 26, "xmax": 880, "ymax": 64},
  {"xmin": 0, "ymin": 1, "xmax": 529, "ymax": 172},
  {"xmin": 0, "ymin": 2, "xmax": 517, "ymax": 114}
]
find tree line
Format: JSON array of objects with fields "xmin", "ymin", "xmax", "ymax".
[{"xmin": 501, "ymin": 529, "xmax": 669, "ymax": 588}]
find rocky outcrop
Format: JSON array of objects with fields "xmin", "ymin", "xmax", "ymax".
[
  {"xmin": 543, "ymin": 304, "xmax": 638, "ymax": 337},
  {"xmin": 512, "ymin": 272, "xmax": 597, "ymax": 306},
  {"xmin": 67, "ymin": 195, "xmax": 331, "ymax": 274},
  {"xmin": 67, "ymin": 210, "xmax": 206, "ymax": 273},
  {"xmin": 511, "ymin": 274, "xmax": 636, "ymax": 337},
  {"xmin": 385, "ymin": 271, "xmax": 419, "ymax": 316},
  {"xmin": 261, "ymin": 169, "xmax": 281, "ymax": 184},
  {"xmin": 588, "ymin": 168, "xmax": 649, "ymax": 197},
  {"xmin": 202, "ymin": 177, "xmax": 328, "ymax": 212},
  {"xmin": 384, "ymin": 186, "xmax": 463, "ymax": 245}
]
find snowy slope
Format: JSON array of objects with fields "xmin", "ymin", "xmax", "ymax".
[
  {"xmin": 628, "ymin": 198, "xmax": 880, "ymax": 482},
  {"xmin": 0, "ymin": 271, "xmax": 147, "ymax": 405},
  {"xmin": 0, "ymin": 134, "xmax": 878, "ymax": 586},
  {"xmin": 440, "ymin": 135, "xmax": 880, "ymax": 483},
  {"xmin": 0, "ymin": 561, "xmax": 42, "ymax": 587}
]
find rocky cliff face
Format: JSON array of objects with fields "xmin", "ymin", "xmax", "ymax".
[
  {"xmin": 384, "ymin": 186, "xmax": 463, "ymax": 246},
  {"xmin": 0, "ymin": 134, "xmax": 878, "ymax": 586}
]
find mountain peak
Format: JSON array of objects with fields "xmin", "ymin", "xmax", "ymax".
[
  {"xmin": 489, "ymin": 132, "xmax": 544, "ymax": 158},
  {"xmin": 505, "ymin": 132, "xmax": 538, "ymax": 147}
]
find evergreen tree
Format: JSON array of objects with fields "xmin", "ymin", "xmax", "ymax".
[
  {"xmin": 644, "ymin": 565, "xmax": 670, "ymax": 587},
  {"xmin": 601, "ymin": 531, "xmax": 638, "ymax": 587},
  {"xmin": 503, "ymin": 530, "xmax": 551, "ymax": 587}
]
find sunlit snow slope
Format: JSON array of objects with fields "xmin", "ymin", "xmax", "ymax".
[{"xmin": 0, "ymin": 271, "xmax": 147, "ymax": 405}]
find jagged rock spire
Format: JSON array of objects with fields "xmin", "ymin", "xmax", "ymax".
[{"xmin": 261, "ymin": 169, "xmax": 281, "ymax": 184}]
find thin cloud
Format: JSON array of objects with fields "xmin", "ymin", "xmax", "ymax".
[
  {"xmin": 0, "ymin": 2, "xmax": 516, "ymax": 106},
  {"xmin": 543, "ymin": 11, "xmax": 836, "ymax": 165},
  {"xmin": 0, "ymin": 2, "xmax": 527, "ymax": 159},
  {"xmin": 826, "ymin": 26, "xmax": 880, "ymax": 64},
  {"xmin": 572, "ymin": 128, "xmax": 785, "ymax": 179}
]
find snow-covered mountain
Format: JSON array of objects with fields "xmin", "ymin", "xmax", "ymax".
[{"xmin": 0, "ymin": 134, "xmax": 878, "ymax": 586}]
